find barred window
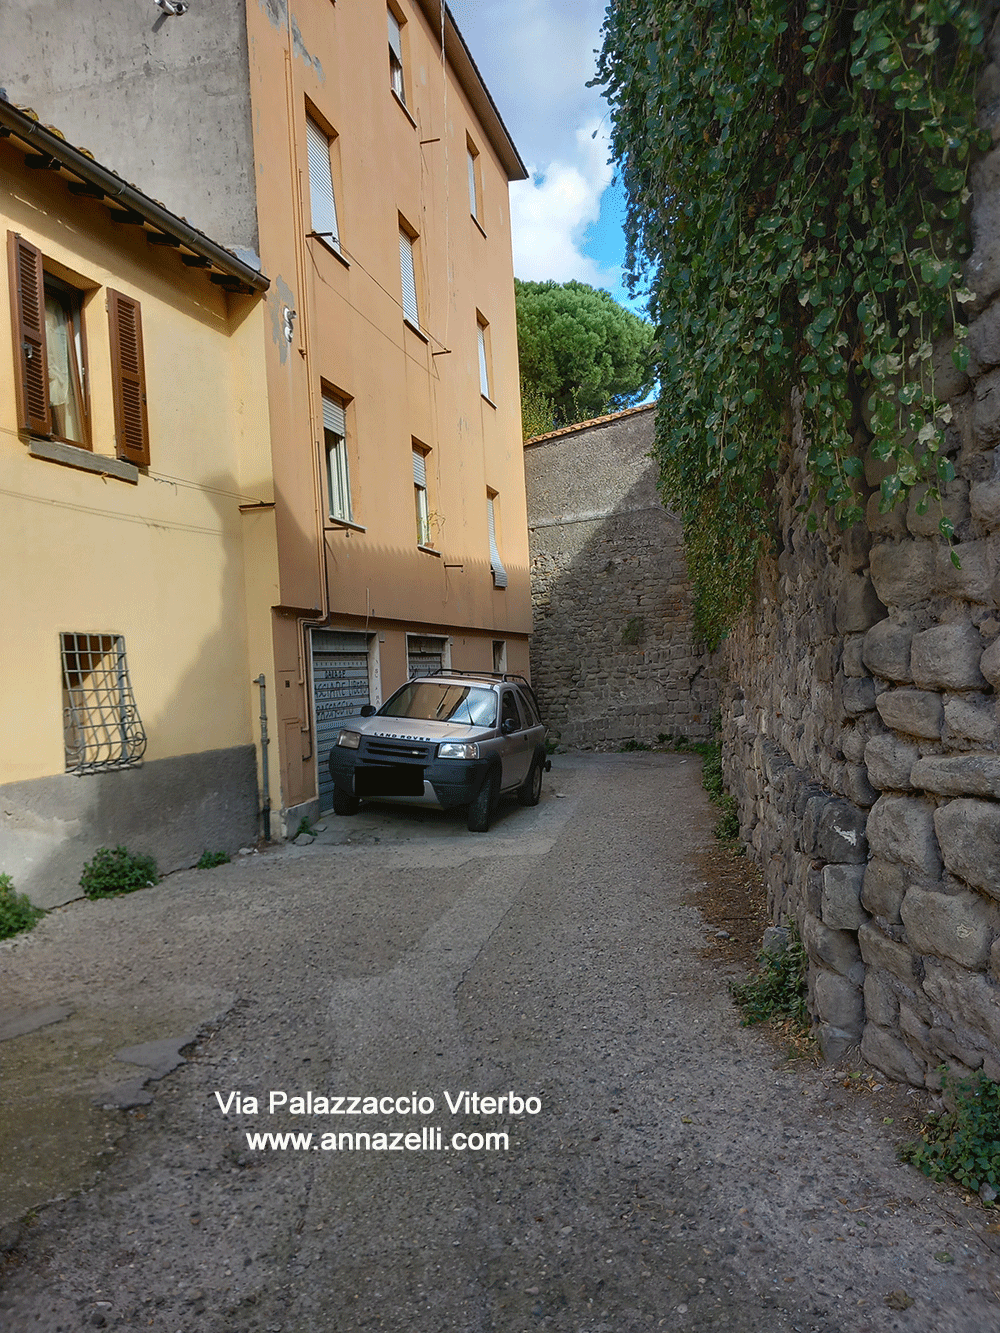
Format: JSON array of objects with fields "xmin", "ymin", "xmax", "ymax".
[{"xmin": 60, "ymin": 633, "xmax": 147, "ymax": 773}]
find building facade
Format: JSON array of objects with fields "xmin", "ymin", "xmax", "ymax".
[
  {"xmin": 1, "ymin": 99, "xmax": 276, "ymax": 907},
  {"xmin": 524, "ymin": 406, "xmax": 718, "ymax": 748},
  {"xmin": 0, "ymin": 0, "xmax": 533, "ymax": 828}
]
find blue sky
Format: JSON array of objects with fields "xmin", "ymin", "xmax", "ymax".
[{"xmin": 446, "ymin": 0, "xmax": 643, "ymax": 316}]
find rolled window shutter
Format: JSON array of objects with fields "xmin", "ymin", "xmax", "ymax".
[
  {"xmin": 488, "ymin": 494, "xmax": 507, "ymax": 589},
  {"xmin": 399, "ymin": 229, "xmax": 419, "ymax": 328},
  {"xmin": 468, "ymin": 150, "xmax": 478, "ymax": 218},
  {"xmin": 8, "ymin": 231, "xmax": 51, "ymax": 435},
  {"xmin": 388, "ymin": 10, "xmax": 402, "ymax": 61},
  {"xmin": 322, "ymin": 392, "xmax": 346, "ymax": 437},
  {"xmin": 412, "ymin": 447, "xmax": 427, "ymax": 487},
  {"xmin": 478, "ymin": 322, "xmax": 490, "ymax": 398},
  {"xmin": 306, "ymin": 117, "xmax": 339, "ymax": 244},
  {"xmin": 108, "ymin": 289, "xmax": 150, "ymax": 466}
]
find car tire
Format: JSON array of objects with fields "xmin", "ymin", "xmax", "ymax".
[
  {"xmin": 517, "ymin": 752, "xmax": 544, "ymax": 806},
  {"xmin": 467, "ymin": 767, "xmax": 499, "ymax": 833},
  {"xmin": 332, "ymin": 787, "xmax": 360, "ymax": 816}
]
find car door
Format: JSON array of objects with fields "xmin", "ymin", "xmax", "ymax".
[{"xmin": 498, "ymin": 688, "xmax": 532, "ymax": 789}]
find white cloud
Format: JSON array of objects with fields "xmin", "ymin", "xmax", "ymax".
[{"xmin": 510, "ymin": 122, "xmax": 616, "ymax": 286}]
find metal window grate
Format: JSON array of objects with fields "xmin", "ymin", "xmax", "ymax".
[{"xmin": 60, "ymin": 633, "xmax": 147, "ymax": 773}]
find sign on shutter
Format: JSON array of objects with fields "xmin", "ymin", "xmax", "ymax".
[{"xmin": 312, "ymin": 631, "xmax": 371, "ymax": 811}]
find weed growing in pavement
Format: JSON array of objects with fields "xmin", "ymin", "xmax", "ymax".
[
  {"xmin": 900, "ymin": 1069, "xmax": 1000, "ymax": 1204},
  {"xmin": 731, "ymin": 926, "xmax": 809, "ymax": 1031},
  {"xmin": 196, "ymin": 850, "xmax": 231, "ymax": 869},
  {"xmin": 293, "ymin": 817, "xmax": 317, "ymax": 839},
  {"xmin": 619, "ymin": 738, "xmax": 651, "ymax": 751},
  {"xmin": 0, "ymin": 873, "xmax": 45, "ymax": 940},
  {"xmin": 80, "ymin": 846, "xmax": 159, "ymax": 899}
]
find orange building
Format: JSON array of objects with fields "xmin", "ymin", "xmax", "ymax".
[{"xmin": 0, "ymin": 0, "xmax": 532, "ymax": 829}]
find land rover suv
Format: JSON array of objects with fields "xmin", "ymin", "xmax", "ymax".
[{"xmin": 327, "ymin": 671, "xmax": 548, "ymax": 832}]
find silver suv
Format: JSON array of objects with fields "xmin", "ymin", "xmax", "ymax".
[{"xmin": 327, "ymin": 671, "xmax": 549, "ymax": 832}]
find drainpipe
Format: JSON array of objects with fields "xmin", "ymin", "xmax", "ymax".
[{"xmin": 254, "ymin": 674, "xmax": 271, "ymax": 842}]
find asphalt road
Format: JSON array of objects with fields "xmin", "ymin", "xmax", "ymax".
[{"xmin": 1, "ymin": 752, "xmax": 997, "ymax": 1332}]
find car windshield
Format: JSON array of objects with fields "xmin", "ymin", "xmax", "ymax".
[{"xmin": 379, "ymin": 681, "xmax": 497, "ymax": 726}]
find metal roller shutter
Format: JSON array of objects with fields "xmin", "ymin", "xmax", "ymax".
[{"xmin": 312, "ymin": 631, "xmax": 371, "ymax": 811}]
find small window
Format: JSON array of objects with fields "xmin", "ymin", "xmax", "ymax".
[
  {"xmin": 8, "ymin": 231, "xmax": 90, "ymax": 447},
  {"xmin": 399, "ymin": 225, "xmax": 420, "ymax": 330},
  {"xmin": 413, "ymin": 445, "xmax": 431, "ymax": 546},
  {"xmin": 492, "ymin": 639, "xmax": 506, "ymax": 674},
  {"xmin": 60, "ymin": 633, "xmax": 147, "ymax": 773},
  {"xmin": 323, "ymin": 391, "xmax": 353, "ymax": 522},
  {"xmin": 388, "ymin": 7, "xmax": 406, "ymax": 104},
  {"xmin": 487, "ymin": 490, "xmax": 507, "ymax": 589},
  {"xmin": 477, "ymin": 316, "xmax": 492, "ymax": 400},
  {"xmin": 305, "ymin": 113, "xmax": 341, "ymax": 251},
  {"xmin": 500, "ymin": 689, "xmax": 522, "ymax": 732},
  {"xmin": 467, "ymin": 141, "xmax": 482, "ymax": 224}
]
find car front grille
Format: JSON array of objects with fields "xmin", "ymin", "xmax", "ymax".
[{"xmin": 361, "ymin": 737, "xmax": 434, "ymax": 763}]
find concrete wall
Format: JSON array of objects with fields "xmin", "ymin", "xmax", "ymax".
[
  {"xmin": 524, "ymin": 407, "xmax": 718, "ymax": 747},
  {"xmin": 722, "ymin": 21, "xmax": 1000, "ymax": 1084}
]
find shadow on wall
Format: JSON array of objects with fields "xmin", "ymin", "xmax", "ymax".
[{"xmin": 1, "ymin": 469, "xmax": 259, "ymax": 909}]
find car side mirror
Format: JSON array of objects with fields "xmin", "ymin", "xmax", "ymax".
[
  {"xmin": 501, "ymin": 717, "xmax": 517, "ymax": 735},
  {"xmin": 360, "ymin": 704, "xmax": 376, "ymax": 717}
]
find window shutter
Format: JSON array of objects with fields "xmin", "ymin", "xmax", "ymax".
[
  {"xmin": 399, "ymin": 229, "xmax": 419, "ymax": 328},
  {"xmin": 477, "ymin": 321, "xmax": 490, "ymax": 399},
  {"xmin": 306, "ymin": 116, "xmax": 339, "ymax": 245},
  {"xmin": 322, "ymin": 392, "xmax": 346, "ymax": 437},
  {"xmin": 7, "ymin": 231, "xmax": 51, "ymax": 435},
  {"xmin": 488, "ymin": 494, "xmax": 507, "ymax": 589},
  {"xmin": 388, "ymin": 10, "xmax": 402, "ymax": 61},
  {"xmin": 412, "ymin": 447, "xmax": 427, "ymax": 487},
  {"xmin": 468, "ymin": 149, "xmax": 479, "ymax": 219},
  {"xmin": 108, "ymin": 289, "xmax": 150, "ymax": 466}
]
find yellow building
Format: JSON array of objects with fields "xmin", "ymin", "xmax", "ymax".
[
  {"xmin": 0, "ymin": 0, "xmax": 533, "ymax": 826},
  {"xmin": 1, "ymin": 100, "xmax": 276, "ymax": 907}
]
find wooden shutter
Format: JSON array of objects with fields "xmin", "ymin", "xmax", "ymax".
[
  {"xmin": 108, "ymin": 289, "xmax": 150, "ymax": 466},
  {"xmin": 7, "ymin": 231, "xmax": 51, "ymax": 436}
]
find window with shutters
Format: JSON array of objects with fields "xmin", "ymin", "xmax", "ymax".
[
  {"xmin": 487, "ymin": 490, "xmax": 507, "ymax": 589},
  {"xmin": 60, "ymin": 632, "xmax": 147, "ymax": 773},
  {"xmin": 7, "ymin": 231, "xmax": 91, "ymax": 447},
  {"xmin": 467, "ymin": 139, "xmax": 483, "ymax": 227},
  {"xmin": 412, "ymin": 444, "xmax": 431, "ymax": 547},
  {"xmin": 322, "ymin": 389, "xmax": 353, "ymax": 522},
  {"xmin": 399, "ymin": 223, "xmax": 421, "ymax": 333},
  {"xmin": 108, "ymin": 289, "xmax": 150, "ymax": 466},
  {"xmin": 387, "ymin": 7, "xmax": 406, "ymax": 105},
  {"xmin": 477, "ymin": 315, "xmax": 493, "ymax": 401},
  {"xmin": 305, "ymin": 112, "xmax": 342, "ymax": 255}
]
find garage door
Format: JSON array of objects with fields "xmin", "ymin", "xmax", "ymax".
[
  {"xmin": 408, "ymin": 636, "xmax": 447, "ymax": 679},
  {"xmin": 312, "ymin": 630, "xmax": 371, "ymax": 811}
]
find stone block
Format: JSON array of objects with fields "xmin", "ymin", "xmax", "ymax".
[
  {"xmin": 864, "ymin": 733, "xmax": 918, "ymax": 791},
  {"xmin": 870, "ymin": 539, "xmax": 936, "ymax": 607},
  {"xmin": 911, "ymin": 754, "xmax": 1000, "ymax": 799},
  {"xmin": 862, "ymin": 859, "xmax": 908, "ymax": 924},
  {"xmin": 836, "ymin": 574, "xmax": 887, "ymax": 634},
  {"xmin": 801, "ymin": 911, "xmax": 865, "ymax": 980},
  {"xmin": 858, "ymin": 920, "xmax": 923, "ymax": 987},
  {"xmin": 860, "ymin": 1023, "xmax": 927, "ymax": 1086},
  {"xmin": 911, "ymin": 623, "xmax": 987, "ymax": 691},
  {"xmin": 817, "ymin": 1023, "xmax": 861, "ymax": 1062},
  {"xmin": 906, "ymin": 481, "xmax": 970, "ymax": 539},
  {"xmin": 876, "ymin": 688, "xmax": 943, "ymax": 740},
  {"xmin": 863, "ymin": 620, "xmax": 913, "ymax": 683},
  {"xmin": 866, "ymin": 491, "xmax": 908, "ymax": 538},
  {"xmin": 932, "ymin": 543, "xmax": 993, "ymax": 604},
  {"xmin": 841, "ymin": 521, "xmax": 872, "ymax": 574},
  {"xmin": 943, "ymin": 696, "xmax": 1000, "ymax": 748},
  {"xmin": 992, "ymin": 938, "xmax": 1000, "ymax": 985},
  {"xmin": 981, "ymin": 638, "xmax": 1000, "ymax": 690},
  {"xmin": 900, "ymin": 885, "xmax": 996, "ymax": 971},
  {"xmin": 863, "ymin": 968, "xmax": 899, "ymax": 1028},
  {"xmin": 841, "ymin": 677, "xmax": 876, "ymax": 716},
  {"xmin": 970, "ymin": 479, "xmax": 1000, "ymax": 527},
  {"xmin": 841, "ymin": 635, "xmax": 867, "ymax": 679},
  {"xmin": 866, "ymin": 795, "xmax": 942, "ymax": 876},
  {"xmin": 969, "ymin": 302, "xmax": 1000, "ymax": 374},
  {"xmin": 931, "ymin": 335, "xmax": 972, "ymax": 398},
  {"xmin": 844, "ymin": 762, "xmax": 879, "ymax": 809},
  {"xmin": 922, "ymin": 958, "xmax": 1000, "ymax": 1051},
  {"xmin": 972, "ymin": 367, "xmax": 1000, "ymax": 448},
  {"xmin": 935, "ymin": 798, "xmax": 1000, "ymax": 898},
  {"xmin": 822, "ymin": 863, "xmax": 868, "ymax": 930},
  {"xmin": 814, "ymin": 798, "xmax": 868, "ymax": 864}
]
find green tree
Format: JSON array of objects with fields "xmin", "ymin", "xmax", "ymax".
[{"xmin": 516, "ymin": 279, "xmax": 655, "ymax": 434}]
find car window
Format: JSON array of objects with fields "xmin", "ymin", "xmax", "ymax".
[
  {"xmin": 517, "ymin": 688, "xmax": 539, "ymax": 727},
  {"xmin": 500, "ymin": 690, "xmax": 522, "ymax": 731},
  {"xmin": 379, "ymin": 681, "xmax": 497, "ymax": 726}
]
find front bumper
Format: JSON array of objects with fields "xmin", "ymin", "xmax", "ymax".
[{"xmin": 327, "ymin": 745, "xmax": 491, "ymax": 809}]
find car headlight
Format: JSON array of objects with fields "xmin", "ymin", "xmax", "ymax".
[
  {"xmin": 438, "ymin": 741, "xmax": 479, "ymax": 760},
  {"xmin": 337, "ymin": 729, "xmax": 361, "ymax": 749}
]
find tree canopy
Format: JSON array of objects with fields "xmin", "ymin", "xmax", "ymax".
[{"xmin": 515, "ymin": 279, "xmax": 655, "ymax": 436}]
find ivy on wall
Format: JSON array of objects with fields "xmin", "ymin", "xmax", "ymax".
[{"xmin": 595, "ymin": 0, "xmax": 990, "ymax": 646}]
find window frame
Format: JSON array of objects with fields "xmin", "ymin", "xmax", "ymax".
[
  {"xmin": 322, "ymin": 388, "xmax": 353, "ymax": 524},
  {"xmin": 412, "ymin": 443, "xmax": 432, "ymax": 548},
  {"xmin": 477, "ymin": 314, "xmax": 493, "ymax": 402},
  {"xmin": 467, "ymin": 138, "xmax": 484, "ymax": 231},
  {"xmin": 387, "ymin": 5, "xmax": 407, "ymax": 107},
  {"xmin": 305, "ymin": 110, "xmax": 343, "ymax": 257}
]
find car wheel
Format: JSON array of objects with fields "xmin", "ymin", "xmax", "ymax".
[
  {"xmin": 332, "ymin": 787, "xmax": 360, "ymax": 816},
  {"xmin": 467, "ymin": 767, "xmax": 499, "ymax": 833},
  {"xmin": 517, "ymin": 753, "xmax": 543, "ymax": 806}
]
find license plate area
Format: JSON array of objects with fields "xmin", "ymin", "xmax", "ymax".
[{"xmin": 355, "ymin": 764, "xmax": 424, "ymax": 797}]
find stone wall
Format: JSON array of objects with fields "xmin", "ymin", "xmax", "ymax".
[
  {"xmin": 723, "ymin": 21, "xmax": 1000, "ymax": 1084},
  {"xmin": 524, "ymin": 406, "xmax": 717, "ymax": 748}
]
